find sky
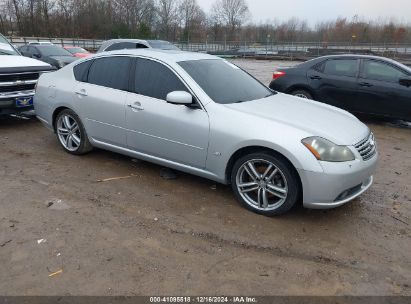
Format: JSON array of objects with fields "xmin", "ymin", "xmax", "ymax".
[{"xmin": 197, "ymin": 0, "xmax": 411, "ymax": 25}]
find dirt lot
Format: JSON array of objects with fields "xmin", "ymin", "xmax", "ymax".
[{"xmin": 0, "ymin": 59, "xmax": 410, "ymax": 296}]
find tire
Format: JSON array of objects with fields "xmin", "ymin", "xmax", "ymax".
[
  {"xmin": 55, "ymin": 109, "xmax": 93, "ymax": 155},
  {"xmin": 291, "ymin": 89, "xmax": 313, "ymax": 100},
  {"xmin": 231, "ymin": 152, "xmax": 300, "ymax": 216}
]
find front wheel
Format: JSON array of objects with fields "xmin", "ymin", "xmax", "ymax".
[
  {"xmin": 55, "ymin": 109, "xmax": 92, "ymax": 155},
  {"xmin": 231, "ymin": 152, "xmax": 300, "ymax": 216}
]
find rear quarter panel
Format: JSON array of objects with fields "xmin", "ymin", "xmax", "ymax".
[
  {"xmin": 34, "ymin": 67, "xmax": 77, "ymax": 128},
  {"xmin": 269, "ymin": 67, "xmax": 311, "ymax": 95}
]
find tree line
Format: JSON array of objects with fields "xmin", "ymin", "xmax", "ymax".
[{"xmin": 0, "ymin": 0, "xmax": 410, "ymax": 44}]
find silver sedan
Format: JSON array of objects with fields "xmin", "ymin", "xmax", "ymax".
[{"xmin": 34, "ymin": 50, "xmax": 378, "ymax": 216}]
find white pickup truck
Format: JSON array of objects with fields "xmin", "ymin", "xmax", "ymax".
[{"xmin": 0, "ymin": 34, "xmax": 55, "ymax": 115}]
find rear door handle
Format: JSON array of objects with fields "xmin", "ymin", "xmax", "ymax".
[
  {"xmin": 127, "ymin": 102, "xmax": 144, "ymax": 112},
  {"xmin": 310, "ymin": 75, "xmax": 322, "ymax": 80},
  {"xmin": 75, "ymin": 89, "xmax": 88, "ymax": 97},
  {"xmin": 359, "ymin": 82, "xmax": 373, "ymax": 87}
]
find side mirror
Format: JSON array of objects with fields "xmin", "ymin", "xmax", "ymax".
[
  {"xmin": 166, "ymin": 91, "xmax": 193, "ymax": 105},
  {"xmin": 399, "ymin": 77, "xmax": 411, "ymax": 87},
  {"xmin": 33, "ymin": 53, "xmax": 41, "ymax": 59}
]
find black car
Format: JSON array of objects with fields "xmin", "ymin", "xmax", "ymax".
[
  {"xmin": 19, "ymin": 44, "xmax": 78, "ymax": 69},
  {"xmin": 269, "ymin": 55, "xmax": 411, "ymax": 121}
]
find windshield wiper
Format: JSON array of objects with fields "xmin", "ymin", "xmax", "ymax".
[{"xmin": 0, "ymin": 50, "xmax": 12, "ymax": 55}]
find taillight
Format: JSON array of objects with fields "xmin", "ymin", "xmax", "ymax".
[{"xmin": 273, "ymin": 71, "xmax": 286, "ymax": 80}]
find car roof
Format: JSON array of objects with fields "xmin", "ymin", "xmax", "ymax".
[
  {"xmin": 98, "ymin": 39, "xmax": 180, "ymax": 52},
  {"xmin": 35, "ymin": 44, "xmax": 61, "ymax": 48},
  {"xmin": 99, "ymin": 39, "xmax": 149, "ymax": 51},
  {"xmin": 319, "ymin": 54, "xmax": 403, "ymax": 62},
  {"xmin": 302, "ymin": 54, "xmax": 411, "ymax": 71},
  {"xmin": 27, "ymin": 42, "xmax": 53, "ymax": 45},
  {"xmin": 94, "ymin": 49, "xmax": 218, "ymax": 63},
  {"xmin": 103, "ymin": 39, "xmax": 148, "ymax": 43}
]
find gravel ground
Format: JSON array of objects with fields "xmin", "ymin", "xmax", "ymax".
[{"xmin": 0, "ymin": 59, "xmax": 410, "ymax": 296}]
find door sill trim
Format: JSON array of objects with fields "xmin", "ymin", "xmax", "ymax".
[{"xmin": 91, "ymin": 139, "xmax": 225, "ymax": 184}]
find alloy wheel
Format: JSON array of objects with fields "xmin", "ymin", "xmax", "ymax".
[
  {"xmin": 57, "ymin": 114, "xmax": 81, "ymax": 152},
  {"xmin": 236, "ymin": 159, "xmax": 289, "ymax": 211}
]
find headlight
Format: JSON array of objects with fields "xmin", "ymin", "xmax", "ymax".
[{"xmin": 302, "ymin": 137, "xmax": 355, "ymax": 162}]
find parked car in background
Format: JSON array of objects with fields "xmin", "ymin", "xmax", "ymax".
[
  {"xmin": 19, "ymin": 44, "xmax": 78, "ymax": 69},
  {"xmin": 64, "ymin": 46, "xmax": 92, "ymax": 58},
  {"xmin": 269, "ymin": 55, "xmax": 411, "ymax": 121},
  {"xmin": 0, "ymin": 33, "xmax": 55, "ymax": 115},
  {"xmin": 0, "ymin": 34, "xmax": 19, "ymax": 55},
  {"xmin": 97, "ymin": 39, "xmax": 180, "ymax": 53},
  {"xmin": 34, "ymin": 50, "xmax": 377, "ymax": 216}
]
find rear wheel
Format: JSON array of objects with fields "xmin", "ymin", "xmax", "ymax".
[
  {"xmin": 291, "ymin": 89, "xmax": 312, "ymax": 100},
  {"xmin": 55, "ymin": 109, "xmax": 92, "ymax": 155},
  {"xmin": 231, "ymin": 152, "xmax": 300, "ymax": 216}
]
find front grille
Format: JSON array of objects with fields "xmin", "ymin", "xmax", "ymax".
[
  {"xmin": 0, "ymin": 83, "xmax": 36, "ymax": 93},
  {"xmin": 355, "ymin": 133, "xmax": 377, "ymax": 161},
  {"xmin": 0, "ymin": 73, "xmax": 40, "ymax": 82}
]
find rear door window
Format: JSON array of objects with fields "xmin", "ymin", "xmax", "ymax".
[
  {"xmin": 28, "ymin": 46, "xmax": 38, "ymax": 56},
  {"xmin": 73, "ymin": 60, "xmax": 93, "ymax": 82},
  {"xmin": 362, "ymin": 60, "xmax": 407, "ymax": 82},
  {"xmin": 313, "ymin": 61, "xmax": 326, "ymax": 72},
  {"xmin": 324, "ymin": 59, "xmax": 358, "ymax": 77},
  {"xmin": 87, "ymin": 57, "xmax": 132, "ymax": 90},
  {"xmin": 133, "ymin": 58, "xmax": 188, "ymax": 100}
]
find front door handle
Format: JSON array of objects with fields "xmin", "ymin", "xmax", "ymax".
[
  {"xmin": 75, "ymin": 89, "xmax": 88, "ymax": 97},
  {"xmin": 359, "ymin": 82, "xmax": 373, "ymax": 87},
  {"xmin": 310, "ymin": 75, "xmax": 322, "ymax": 80},
  {"xmin": 127, "ymin": 102, "xmax": 144, "ymax": 112}
]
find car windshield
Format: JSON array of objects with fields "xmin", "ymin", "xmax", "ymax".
[
  {"xmin": 0, "ymin": 35, "xmax": 19, "ymax": 55},
  {"xmin": 38, "ymin": 45, "xmax": 73, "ymax": 56},
  {"xmin": 67, "ymin": 47, "xmax": 88, "ymax": 54},
  {"xmin": 178, "ymin": 59, "xmax": 274, "ymax": 104},
  {"xmin": 147, "ymin": 40, "xmax": 180, "ymax": 50}
]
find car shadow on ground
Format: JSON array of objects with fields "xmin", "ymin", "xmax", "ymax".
[
  {"xmin": 0, "ymin": 112, "xmax": 37, "ymax": 128},
  {"xmin": 89, "ymin": 146, "xmax": 363, "ymax": 223}
]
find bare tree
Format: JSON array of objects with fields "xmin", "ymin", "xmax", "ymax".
[
  {"xmin": 179, "ymin": 0, "xmax": 205, "ymax": 41},
  {"xmin": 211, "ymin": 0, "xmax": 250, "ymax": 40},
  {"xmin": 0, "ymin": 0, "xmax": 410, "ymax": 45},
  {"xmin": 156, "ymin": 0, "xmax": 179, "ymax": 40}
]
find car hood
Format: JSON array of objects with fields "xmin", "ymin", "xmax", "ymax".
[
  {"xmin": 224, "ymin": 93, "xmax": 369, "ymax": 146},
  {"xmin": 49, "ymin": 56, "xmax": 78, "ymax": 63},
  {"xmin": 0, "ymin": 55, "xmax": 51, "ymax": 68}
]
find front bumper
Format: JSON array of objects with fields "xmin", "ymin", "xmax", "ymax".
[
  {"xmin": 298, "ymin": 152, "xmax": 378, "ymax": 209},
  {"xmin": 0, "ymin": 93, "xmax": 34, "ymax": 115}
]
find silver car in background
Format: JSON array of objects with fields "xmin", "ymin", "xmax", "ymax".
[
  {"xmin": 97, "ymin": 39, "xmax": 180, "ymax": 53},
  {"xmin": 34, "ymin": 49, "xmax": 378, "ymax": 216}
]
